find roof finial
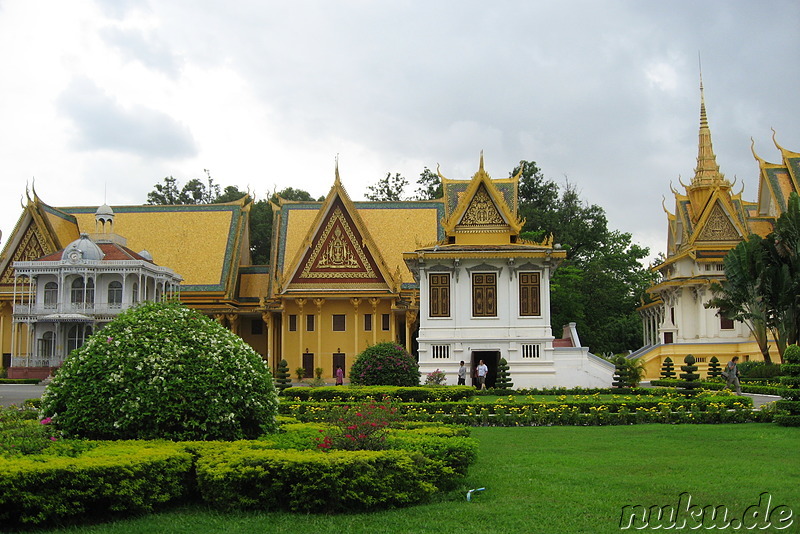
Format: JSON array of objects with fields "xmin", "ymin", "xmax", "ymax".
[
  {"xmin": 334, "ymin": 153, "xmax": 341, "ymax": 185},
  {"xmin": 698, "ymin": 53, "xmax": 708, "ymax": 130},
  {"xmin": 692, "ymin": 64, "xmax": 724, "ymax": 186},
  {"xmin": 479, "ymin": 150, "xmax": 485, "ymax": 171}
]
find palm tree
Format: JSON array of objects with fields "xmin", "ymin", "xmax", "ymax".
[
  {"xmin": 765, "ymin": 192, "xmax": 800, "ymax": 361},
  {"xmin": 707, "ymin": 235, "xmax": 772, "ymax": 363}
]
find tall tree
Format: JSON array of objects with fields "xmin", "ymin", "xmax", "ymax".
[
  {"xmin": 707, "ymin": 236, "xmax": 772, "ymax": 363},
  {"xmin": 511, "ymin": 160, "xmax": 560, "ymax": 243},
  {"xmin": 147, "ymin": 176, "xmax": 181, "ymax": 205},
  {"xmin": 514, "ymin": 159, "xmax": 652, "ymax": 354},
  {"xmin": 763, "ymin": 192, "xmax": 800, "ymax": 359},
  {"xmin": 147, "ymin": 170, "xmax": 221, "ymax": 205},
  {"xmin": 365, "ymin": 172, "xmax": 408, "ymax": 201},
  {"xmin": 414, "ymin": 167, "xmax": 442, "ymax": 200}
]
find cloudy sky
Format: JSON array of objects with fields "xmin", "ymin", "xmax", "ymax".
[{"xmin": 1, "ymin": 1, "xmax": 798, "ymax": 263}]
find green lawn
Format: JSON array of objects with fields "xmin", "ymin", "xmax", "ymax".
[{"xmin": 44, "ymin": 424, "xmax": 799, "ymax": 534}]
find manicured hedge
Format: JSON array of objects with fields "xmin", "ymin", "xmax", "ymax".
[
  {"xmin": 0, "ymin": 424, "xmax": 477, "ymax": 527},
  {"xmin": 0, "ymin": 441, "xmax": 192, "ymax": 527},
  {"xmin": 280, "ymin": 395, "xmax": 769, "ymax": 426},
  {"xmin": 282, "ymin": 385, "xmax": 476, "ymax": 402},
  {"xmin": 196, "ymin": 448, "xmax": 438, "ymax": 512},
  {"xmin": 651, "ymin": 379, "xmax": 786, "ymax": 396}
]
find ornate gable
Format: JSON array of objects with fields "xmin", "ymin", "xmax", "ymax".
[
  {"xmin": 696, "ymin": 202, "xmax": 741, "ymax": 242},
  {"xmin": 458, "ymin": 183, "xmax": 506, "ymax": 228},
  {"xmin": 440, "ymin": 155, "xmax": 523, "ymax": 245},
  {"xmin": 293, "ymin": 201, "xmax": 381, "ymax": 282},
  {"xmin": 280, "ymin": 177, "xmax": 396, "ymax": 293},
  {"xmin": 0, "ymin": 221, "xmax": 52, "ymax": 284}
]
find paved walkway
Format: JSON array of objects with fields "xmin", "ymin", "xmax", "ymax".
[
  {"xmin": 741, "ymin": 392, "xmax": 781, "ymax": 409},
  {"xmin": 0, "ymin": 384, "xmax": 47, "ymax": 407}
]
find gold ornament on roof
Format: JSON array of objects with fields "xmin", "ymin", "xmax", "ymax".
[
  {"xmin": 698, "ymin": 203, "xmax": 739, "ymax": 241},
  {"xmin": 318, "ymin": 227, "xmax": 359, "ymax": 268},
  {"xmin": 461, "ymin": 185, "xmax": 504, "ymax": 226},
  {"xmin": 300, "ymin": 207, "xmax": 376, "ymax": 279}
]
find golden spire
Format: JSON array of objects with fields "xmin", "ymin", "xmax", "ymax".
[
  {"xmin": 334, "ymin": 153, "xmax": 341, "ymax": 185},
  {"xmin": 692, "ymin": 73, "xmax": 725, "ymax": 186}
]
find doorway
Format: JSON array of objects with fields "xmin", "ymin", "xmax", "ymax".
[{"xmin": 471, "ymin": 350, "xmax": 500, "ymax": 388}]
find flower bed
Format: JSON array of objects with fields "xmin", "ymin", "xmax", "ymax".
[{"xmin": 279, "ymin": 391, "xmax": 772, "ymax": 426}]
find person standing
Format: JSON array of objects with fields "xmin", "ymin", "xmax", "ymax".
[
  {"xmin": 458, "ymin": 361, "xmax": 467, "ymax": 385},
  {"xmin": 724, "ymin": 356, "xmax": 741, "ymax": 395},
  {"xmin": 476, "ymin": 360, "xmax": 488, "ymax": 390},
  {"xmin": 335, "ymin": 366, "xmax": 344, "ymax": 386}
]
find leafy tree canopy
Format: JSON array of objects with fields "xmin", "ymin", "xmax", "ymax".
[{"xmin": 365, "ymin": 172, "xmax": 408, "ymax": 201}]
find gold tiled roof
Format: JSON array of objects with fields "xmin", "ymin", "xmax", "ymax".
[{"xmin": 68, "ymin": 208, "xmax": 234, "ymax": 286}]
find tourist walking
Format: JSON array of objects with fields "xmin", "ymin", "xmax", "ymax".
[
  {"xmin": 475, "ymin": 360, "xmax": 488, "ymax": 390},
  {"xmin": 723, "ymin": 356, "xmax": 742, "ymax": 395}
]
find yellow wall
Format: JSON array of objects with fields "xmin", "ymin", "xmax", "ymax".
[
  {"xmin": 279, "ymin": 297, "xmax": 396, "ymax": 379},
  {"xmin": 641, "ymin": 341, "xmax": 766, "ymax": 380}
]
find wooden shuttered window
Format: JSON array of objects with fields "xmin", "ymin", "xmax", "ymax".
[
  {"xmin": 472, "ymin": 272, "xmax": 497, "ymax": 317},
  {"xmin": 429, "ymin": 273, "xmax": 451, "ymax": 317},
  {"xmin": 519, "ymin": 272, "xmax": 541, "ymax": 316}
]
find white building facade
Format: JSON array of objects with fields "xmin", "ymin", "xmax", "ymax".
[{"xmin": 405, "ymin": 159, "xmax": 614, "ymax": 389}]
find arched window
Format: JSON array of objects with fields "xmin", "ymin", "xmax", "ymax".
[
  {"xmin": 86, "ymin": 278, "xmax": 94, "ymax": 305},
  {"xmin": 37, "ymin": 331, "xmax": 54, "ymax": 357},
  {"xmin": 67, "ymin": 325, "xmax": 92, "ymax": 354},
  {"xmin": 44, "ymin": 282, "xmax": 58, "ymax": 308},
  {"xmin": 108, "ymin": 281, "xmax": 123, "ymax": 308},
  {"xmin": 71, "ymin": 278, "xmax": 85, "ymax": 304},
  {"xmin": 70, "ymin": 277, "xmax": 95, "ymax": 305},
  {"xmin": 132, "ymin": 282, "xmax": 139, "ymax": 304}
]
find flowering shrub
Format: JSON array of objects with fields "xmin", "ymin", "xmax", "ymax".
[
  {"xmin": 315, "ymin": 401, "xmax": 399, "ymax": 451},
  {"xmin": 349, "ymin": 342, "xmax": 420, "ymax": 386},
  {"xmin": 0, "ymin": 407, "xmax": 62, "ymax": 456},
  {"xmin": 40, "ymin": 301, "xmax": 279, "ymax": 441},
  {"xmin": 425, "ymin": 369, "xmax": 447, "ymax": 386}
]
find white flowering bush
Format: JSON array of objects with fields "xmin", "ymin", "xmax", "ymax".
[{"xmin": 40, "ymin": 302, "xmax": 279, "ymax": 441}]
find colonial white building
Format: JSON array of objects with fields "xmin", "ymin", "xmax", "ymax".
[
  {"xmin": 10, "ymin": 205, "xmax": 182, "ymax": 377},
  {"xmin": 404, "ymin": 158, "xmax": 614, "ymax": 388}
]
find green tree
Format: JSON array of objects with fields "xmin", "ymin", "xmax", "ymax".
[
  {"xmin": 494, "ymin": 358, "xmax": 514, "ymax": 390},
  {"xmin": 660, "ymin": 356, "xmax": 676, "ymax": 379},
  {"xmin": 765, "ymin": 192, "xmax": 800, "ymax": 358},
  {"xmin": 414, "ymin": 167, "xmax": 442, "ymax": 200},
  {"xmin": 707, "ymin": 235, "xmax": 772, "ymax": 363},
  {"xmin": 148, "ymin": 170, "xmax": 221, "ymax": 205},
  {"xmin": 511, "ymin": 160, "xmax": 560, "ymax": 243},
  {"xmin": 274, "ymin": 359, "xmax": 292, "ymax": 392},
  {"xmin": 147, "ymin": 176, "xmax": 181, "ymax": 205},
  {"xmin": 350, "ymin": 342, "xmax": 420, "ymax": 386},
  {"xmin": 366, "ymin": 172, "xmax": 408, "ymax": 201}
]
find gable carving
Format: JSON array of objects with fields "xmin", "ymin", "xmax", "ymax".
[
  {"xmin": 0, "ymin": 223, "xmax": 51, "ymax": 284},
  {"xmin": 296, "ymin": 206, "xmax": 379, "ymax": 280},
  {"xmin": 698, "ymin": 203, "xmax": 740, "ymax": 241},
  {"xmin": 460, "ymin": 184, "xmax": 504, "ymax": 226}
]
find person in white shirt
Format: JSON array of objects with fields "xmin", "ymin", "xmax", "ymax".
[{"xmin": 475, "ymin": 360, "xmax": 488, "ymax": 390}]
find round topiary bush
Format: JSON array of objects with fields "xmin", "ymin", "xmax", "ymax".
[
  {"xmin": 40, "ymin": 301, "xmax": 279, "ymax": 441},
  {"xmin": 350, "ymin": 342, "xmax": 420, "ymax": 386}
]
